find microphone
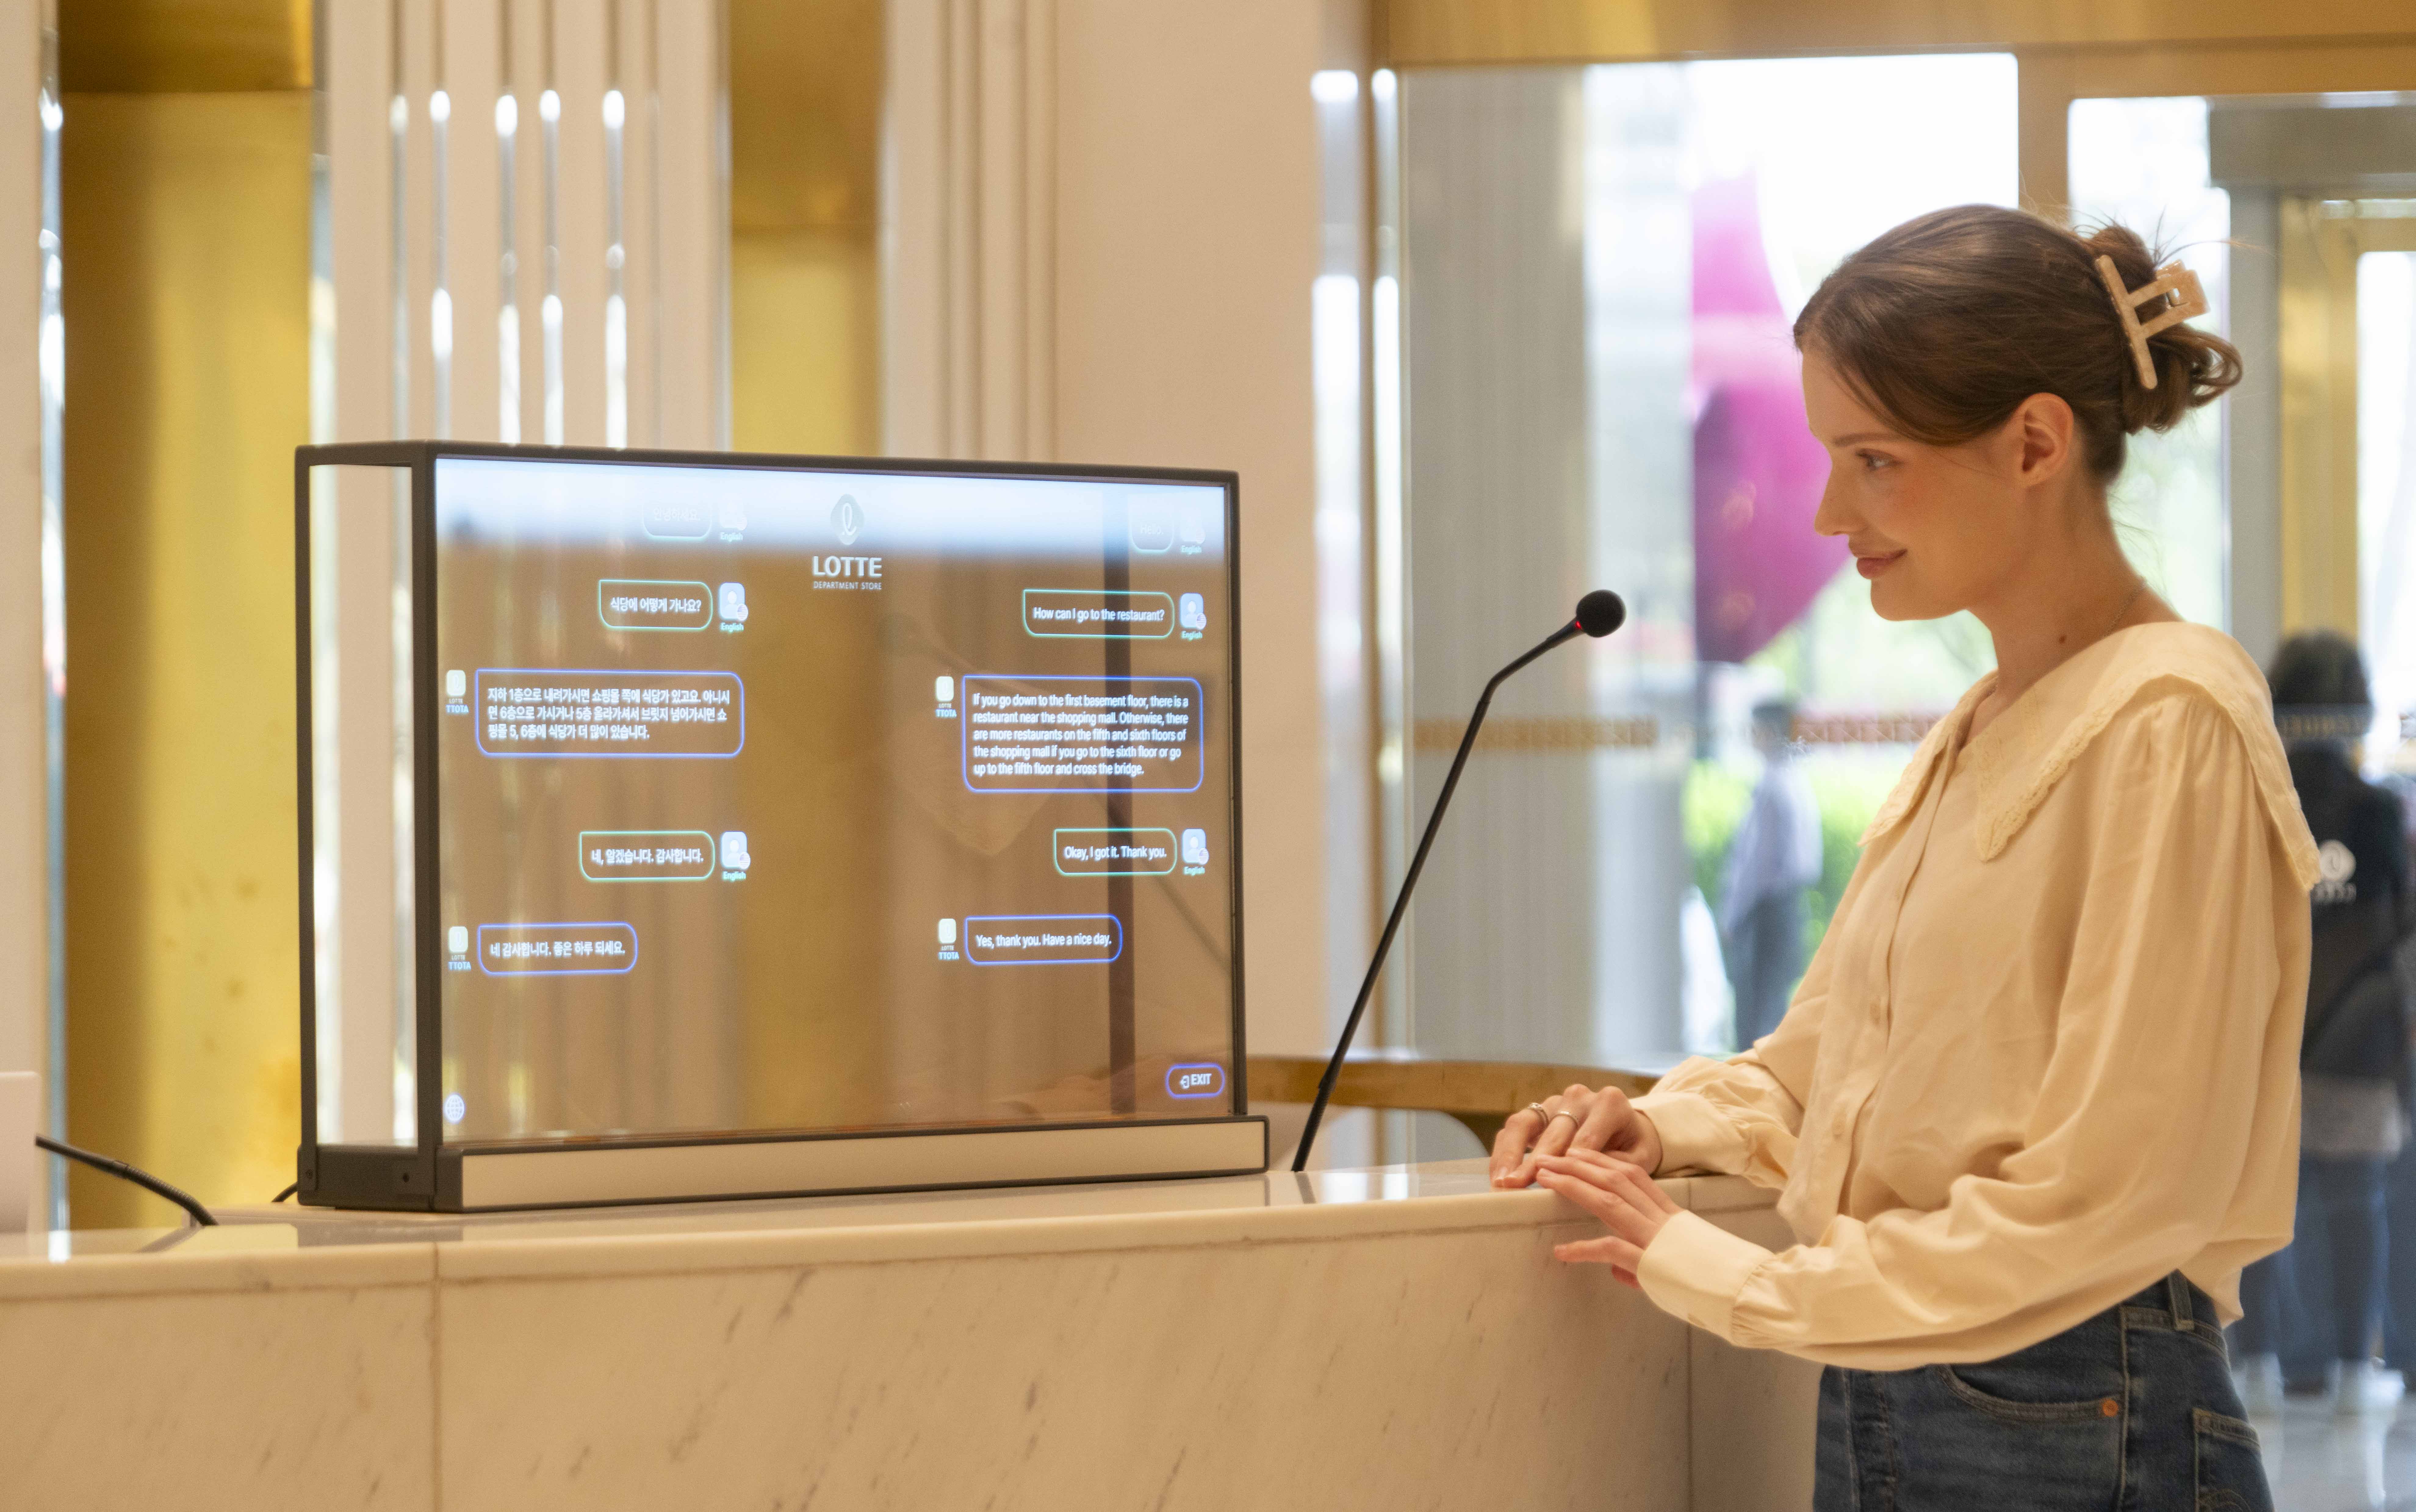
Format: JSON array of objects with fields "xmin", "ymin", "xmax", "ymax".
[{"xmin": 1291, "ymin": 589, "xmax": 1626, "ymax": 1171}]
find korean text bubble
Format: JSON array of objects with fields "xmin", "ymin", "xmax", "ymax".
[
  {"xmin": 962, "ymin": 676, "xmax": 1203, "ymax": 793},
  {"xmin": 1052, "ymin": 827, "xmax": 1177, "ymax": 876},
  {"xmin": 962, "ymin": 914, "xmax": 1123, "ymax": 966},
  {"xmin": 597, "ymin": 579, "xmax": 713, "ymax": 630},
  {"xmin": 641, "ymin": 501, "xmax": 713, "ymax": 539},
  {"xmin": 1021, "ymin": 588, "xmax": 1174, "ymax": 639},
  {"xmin": 476, "ymin": 922, "xmax": 639, "ymax": 975},
  {"xmin": 477, "ymin": 669, "xmax": 744, "ymax": 758},
  {"xmin": 578, "ymin": 831, "xmax": 717, "ymax": 881}
]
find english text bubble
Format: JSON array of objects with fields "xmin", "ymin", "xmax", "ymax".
[
  {"xmin": 1052, "ymin": 827, "xmax": 1177, "ymax": 876},
  {"xmin": 477, "ymin": 669, "xmax": 744, "ymax": 757},
  {"xmin": 1021, "ymin": 588, "xmax": 1174, "ymax": 639},
  {"xmin": 962, "ymin": 914, "xmax": 1123, "ymax": 966},
  {"xmin": 578, "ymin": 831, "xmax": 718, "ymax": 881},
  {"xmin": 477, "ymin": 922, "xmax": 640, "ymax": 975},
  {"xmin": 962, "ymin": 676, "xmax": 1203, "ymax": 792}
]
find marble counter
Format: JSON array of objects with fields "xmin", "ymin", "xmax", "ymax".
[{"xmin": 0, "ymin": 1160, "xmax": 1818, "ymax": 1510}]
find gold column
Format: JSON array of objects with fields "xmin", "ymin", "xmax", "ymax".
[
  {"xmin": 60, "ymin": 0, "xmax": 311, "ymax": 1227},
  {"xmin": 728, "ymin": 0, "xmax": 883, "ymax": 455},
  {"xmin": 2277, "ymin": 204, "xmax": 2416, "ymax": 639}
]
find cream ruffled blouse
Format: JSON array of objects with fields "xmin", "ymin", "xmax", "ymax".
[{"xmin": 1633, "ymin": 623, "xmax": 2322, "ymax": 1369}]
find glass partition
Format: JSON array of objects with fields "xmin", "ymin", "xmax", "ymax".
[
  {"xmin": 2363, "ymin": 244, "xmax": 2416, "ymax": 760},
  {"xmin": 1392, "ymin": 55, "xmax": 2018, "ymax": 1150},
  {"xmin": 306, "ymin": 462, "xmax": 418, "ymax": 1149},
  {"xmin": 2067, "ymin": 97, "xmax": 2232, "ymax": 630}
]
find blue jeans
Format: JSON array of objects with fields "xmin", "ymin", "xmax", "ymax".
[
  {"xmin": 2385, "ymin": 1143, "xmax": 2416, "ymax": 1371},
  {"xmin": 1815, "ymin": 1275, "xmax": 2268, "ymax": 1511},
  {"xmin": 2234, "ymin": 1155, "xmax": 2387, "ymax": 1380}
]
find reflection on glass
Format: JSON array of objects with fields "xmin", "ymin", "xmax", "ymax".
[
  {"xmin": 1400, "ymin": 55, "xmax": 2016, "ymax": 1095},
  {"xmin": 308, "ymin": 464, "xmax": 418, "ymax": 1148},
  {"xmin": 2361, "ymin": 249, "xmax": 2416, "ymax": 766},
  {"xmin": 2069, "ymin": 97, "xmax": 2231, "ymax": 631}
]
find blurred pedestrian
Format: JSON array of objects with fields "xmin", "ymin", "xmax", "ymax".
[
  {"xmin": 1719, "ymin": 699, "xmax": 1823, "ymax": 1048},
  {"xmin": 2237, "ymin": 632, "xmax": 2412, "ymax": 1414}
]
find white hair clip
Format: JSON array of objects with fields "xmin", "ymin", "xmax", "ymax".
[{"xmin": 2095, "ymin": 255, "xmax": 2209, "ymax": 390}]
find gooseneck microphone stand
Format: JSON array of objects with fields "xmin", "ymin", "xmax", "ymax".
[{"xmin": 1292, "ymin": 589, "xmax": 1627, "ymax": 1171}]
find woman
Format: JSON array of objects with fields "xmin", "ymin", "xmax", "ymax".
[
  {"xmin": 1490, "ymin": 206, "xmax": 2316, "ymax": 1509},
  {"xmin": 2234, "ymin": 632, "xmax": 2410, "ymax": 1410}
]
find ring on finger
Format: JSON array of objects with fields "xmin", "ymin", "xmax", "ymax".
[
  {"xmin": 1546, "ymin": 1108, "xmax": 1581, "ymax": 1128},
  {"xmin": 1523, "ymin": 1101, "xmax": 1551, "ymax": 1121}
]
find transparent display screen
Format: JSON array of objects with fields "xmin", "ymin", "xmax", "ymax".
[{"xmin": 433, "ymin": 457, "xmax": 1237, "ymax": 1144}]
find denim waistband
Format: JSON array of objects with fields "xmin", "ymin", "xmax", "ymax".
[{"xmin": 2117, "ymin": 1272, "xmax": 2226, "ymax": 1349}]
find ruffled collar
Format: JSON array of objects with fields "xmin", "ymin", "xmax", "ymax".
[{"xmin": 1858, "ymin": 623, "xmax": 2320, "ymax": 889}]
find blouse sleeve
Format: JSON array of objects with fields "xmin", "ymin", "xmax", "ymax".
[
  {"xmin": 1636, "ymin": 693, "xmax": 2301, "ymax": 1366},
  {"xmin": 1631, "ymin": 856, "xmax": 1877, "ymax": 1188}
]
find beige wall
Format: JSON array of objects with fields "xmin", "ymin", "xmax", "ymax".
[{"xmin": 1050, "ymin": 0, "xmax": 1332, "ymax": 1057}]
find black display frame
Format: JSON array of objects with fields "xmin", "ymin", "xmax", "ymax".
[{"xmin": 293, "ymin": 441, "xmax": 1260, "ymax": 1212}]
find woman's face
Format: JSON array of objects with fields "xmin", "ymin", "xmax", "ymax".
[{"xmin": 1802, "ymin": 350, "xmax": 2061, "ymax": 623}]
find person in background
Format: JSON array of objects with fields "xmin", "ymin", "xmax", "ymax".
[
  {"xmin": 1719, "ymin": 699, "xmax": 1824, "ymax": 1047},
  {"xmin": 2382, "ymin": 754, "xmax": 2416, "ymax": 1390},
  {"xmin": 2236, "ymin": 632, "xmax": 2411, "ymax": 1413}
]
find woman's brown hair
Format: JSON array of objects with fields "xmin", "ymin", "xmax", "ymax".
[{"xmin": 1792, "ymin": 205, "xmax": 2241, "ymax": 481}]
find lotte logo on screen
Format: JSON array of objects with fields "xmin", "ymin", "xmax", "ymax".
[{"xmin": 831, "ymin": 495, "xmax": 863, "ymax": 545}]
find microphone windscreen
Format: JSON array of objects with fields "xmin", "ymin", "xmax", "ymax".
[{"xmin": 1575, "ymin": 589, "xmax": 1626, "ymax": 638}]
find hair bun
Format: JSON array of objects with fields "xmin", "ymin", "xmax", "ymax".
[
  {"xmin": 2080, "ymin": 222, "xmax": 2238, "ymax": 435},
  {"xmin": 1793, "ymin": 205, "xmax": 2244, "ymax": 482}
]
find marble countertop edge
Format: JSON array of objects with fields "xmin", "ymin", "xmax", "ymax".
[
  {"xmin": 433, "ymin": 1184, "xmax": 1608, "ymax": 1281},
  {"xmin": 0, "ymin": 1237, "xmax": 437, "ymax": 1302},
  {"xmin": 0, "ymin": 1169, "xmax": 1784, "ymax": 1300}
]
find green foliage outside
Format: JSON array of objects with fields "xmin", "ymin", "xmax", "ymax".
[{"xmin": 1681, "ymin": 753, "xmax": 1907, "ymax": 971}]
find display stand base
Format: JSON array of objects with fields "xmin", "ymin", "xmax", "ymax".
[{"xmin": 303, "ymin": 1116, "xmax": 1269, "ymax": 1213}]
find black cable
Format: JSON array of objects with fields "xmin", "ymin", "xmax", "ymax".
[
  {"xmin": 271, "ymin": 1182, "xmax": 297, "ymax": 1203},
  {"xmin": 36, "ymin": 1134, "xmax": 218, "ymax": 1227}
]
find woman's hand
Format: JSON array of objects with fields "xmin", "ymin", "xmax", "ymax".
[
  {"xmin": 1489, "ymin": 1083, "xmax": 1663, "ymax": 1189},
  {"xmin": 1534, "ymin": 1149, "xmax": 1684, "ymax": 1286}
]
